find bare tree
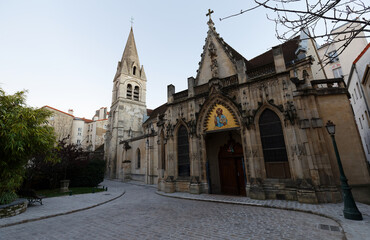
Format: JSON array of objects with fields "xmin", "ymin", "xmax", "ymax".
[{"xmin": 220, "ymin": 0, "xmax": 370, "ymax": 65}]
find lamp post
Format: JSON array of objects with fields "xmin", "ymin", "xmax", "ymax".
[{"xmin": 325, "ymin": 120, "xmax": 363, "ymax": 220}]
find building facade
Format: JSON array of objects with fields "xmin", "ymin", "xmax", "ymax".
[
  {"xmin": 317, "ymin": 22, "xmax": 368, "ymax": 83},
  {"xmin": 43, "ymin": 106, "xmax": 74, "ymax": 144},
  {"xmin": 105, "ymin": 17, "xmax": 370, "ymax": 204},
  {"xmin": 317, "ymin": 22, "xmax": 370, "ymax": 164},
  {"xmin": 348, "ymin": 43, "xmax": 370, "ymax": 164},
  {"xmin": 87, "ymin": 107, "xmax": 109, "ymax": 151},
  {"xmin": 44, "ymin": 106, "xmax": 108, "ymax": 151}
]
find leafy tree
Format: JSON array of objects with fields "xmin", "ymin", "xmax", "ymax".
[{"xmin": 0, "ymin": 89, "xmax": 57, "ymax": 204}]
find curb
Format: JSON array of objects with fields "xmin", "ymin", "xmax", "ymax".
[
  {"xmin": 155, "ymin": 191, "xmax": 347, "ymax": 240},
  {"xmin": 126, "ymin": 181, "xmax": 158, "ymax": 189},
  {"xmin": 0, "ymin": 190, "xmax": 126, "ymax": 229}
]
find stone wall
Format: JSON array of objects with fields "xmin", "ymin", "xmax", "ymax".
[{"xmin": 0, "ymin": 199, "xmax": 27, "ymax": 218}]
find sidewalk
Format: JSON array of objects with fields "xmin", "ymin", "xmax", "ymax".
[
  {"xmin": 156, "ymin": 190, "xmax": 370, "ymax": 240},
  {"xmin": 0, "ymin": 179, "xmax": 125, "ymax": 228}
]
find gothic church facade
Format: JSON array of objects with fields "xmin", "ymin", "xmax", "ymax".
[{"xmin": 105, "ymin": 17, "xmax": 370, "ymax": 204}]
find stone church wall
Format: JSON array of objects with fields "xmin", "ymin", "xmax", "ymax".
[
  {"xmin": 316, "ymin": 94, "xmax": 370, "ymax": 186},
  {"xmin": 106, "ymin": 24, "xmax": 370, "ymax": 204}
]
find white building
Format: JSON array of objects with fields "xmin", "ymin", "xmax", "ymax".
[
  {"xmin": 86, "ymin": 107, "xmax": 109, "ymax": 151},
  {"xmin": 70, "ymin": 118, "xmax": 85, "ymax": 146},
  {"xmin": 348, "ymin": 43, "xmax": 370, "ymax": 164},
  {"xmin": 317, "ymin": 22, "xmax": 368, "ymax": 84}
]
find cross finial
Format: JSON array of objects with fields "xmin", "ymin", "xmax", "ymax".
[
  {"xmin": 130, "ymin": 17, "xmax": 134, "ymax": 28},
  {"xmin": 206, "ymin": 9, "xmax": 214, "ymax": 21}
]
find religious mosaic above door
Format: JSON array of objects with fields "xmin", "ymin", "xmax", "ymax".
[{"xmin": 206, "ymin": 104, "xmax": 238, "ymax": 131}]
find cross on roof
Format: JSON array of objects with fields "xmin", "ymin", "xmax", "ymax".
[
  {"xmin": 130, "ymin": 17, "xmax": 134, "ymax": 27},
  {"xmin": 206, "ymin": 9, "xmax": 214, "ymax": 21}
]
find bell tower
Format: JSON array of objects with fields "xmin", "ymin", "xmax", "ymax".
[{"xmin": 105, "ymin": 27, "xmax": 147, "ymax": 178}]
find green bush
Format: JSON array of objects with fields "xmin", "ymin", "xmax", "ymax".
[
  {"xmin": 0, "ymin": 89, "xmax": 57, "ymax": 199},
  {"xmin": 70, "ymin": 158, "xmax": 105, "ymax": 187},
  {"xmin": 0, "ymin": 191, "xmax": 18, "ymax": 205}
]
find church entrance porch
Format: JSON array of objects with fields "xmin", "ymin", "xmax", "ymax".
[{"xmin": 205, "ymin": 130, "xmax": 246, "ymax": 196}]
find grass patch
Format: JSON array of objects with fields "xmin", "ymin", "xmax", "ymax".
[{"xmin": 36, "ymin": 187, "xmax": 105, "ymax": 198}]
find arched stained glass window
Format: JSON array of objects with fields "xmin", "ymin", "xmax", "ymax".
[
  {"xmin": 177, "ymin": 125, "xmax": 190, "ymax": 177},
  {"xmin": 259, "ymin": 109, "xmax": 290, "ymax": 179},
  {"xmin": 160, "ymin": 130, "xmax": 165, "ymax": 170}
]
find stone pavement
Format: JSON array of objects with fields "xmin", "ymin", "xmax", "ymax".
[
  {"xmin": 156, "ymin": 189, "xmax": 370, "ymax": 240},
  {"xmin": 0, "ymin": 180, "xmax": 368, "ymax": 240},
  {"xmin": 1, "ymin": 182, "xmax": 344, "ymax": 240},
  {"xmin": 0, "ymin": 180, "xmax": 125, "ymax": 228}
]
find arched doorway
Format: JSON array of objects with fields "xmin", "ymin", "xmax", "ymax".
[
  {"xmin": 218, "ymin": 138, "xmax": 246, "ymax": 196},
  {"xmin": 205, "ymin": 131, "xmax": 246, "ymax": 196}
]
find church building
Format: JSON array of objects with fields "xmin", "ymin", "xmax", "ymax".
[{"xmin": 105, "ymin": 13, "xmax": 370, "ymax": 204}]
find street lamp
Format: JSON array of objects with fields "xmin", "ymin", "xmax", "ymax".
[{"xmin": 325, "ymin": 120, "xmax": 363, "ymax": 220}]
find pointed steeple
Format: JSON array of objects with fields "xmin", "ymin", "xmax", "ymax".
[{"xmin": 121, "ymin": 27, "xmax": 140, "ymax": 71}]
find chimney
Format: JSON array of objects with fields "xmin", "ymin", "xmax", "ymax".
[
  {"xmin": 68, "ymin": 109, "xmax": 74, "ymax": 115},
  {"xmin": 167, "ymin": 84, "xmax": 175, "ymax": 103},
  {"xmin": 272, "ymin": 45, "xmax": 286, "ymax": 73}
]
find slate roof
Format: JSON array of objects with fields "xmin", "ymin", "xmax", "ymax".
[
  {"xmin": 147, "ymin": 109, "xmax": 153, "ymax": 116},
  {"xmin": 245, "ymin": 37, "xmax": 300, "ymax": 72},
  {"xmin": 145, "ymin": 103, "xmax": 168, "ymax": 123}
]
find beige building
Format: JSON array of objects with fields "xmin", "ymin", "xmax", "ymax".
[
  {"xmin": 317, "ymin": 23, "xmax": 369, "ymax": 164},
  {"xmin": 44, "ymin": 106, "xmax": 108, "ymax": 151},
  {"xmin": 105, "ymin": 17, "xmax": 370, "ymax": 204},
  {"xmin": 43, "ymin": 106, "xmax": 74, "ymax": 144},
  {"xmin": 87, "ymin": 107, "xmax": 109, "ymax": 151}
]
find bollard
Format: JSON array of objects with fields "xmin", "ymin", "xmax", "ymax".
[{"xmin": 69, "ymin": 190, "xmax": 72, "ymax": 196}]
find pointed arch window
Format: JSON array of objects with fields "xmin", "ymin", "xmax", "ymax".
[
  {"xmin": 259, "ymin": 109, "xmax": 290, "ymax": 179},
  {"xmin": 136, "ymin": 148, "xmax": 141, "ymax": 169},
  {"xmin": 133, "ymin": 66, "xmax": 137, "ymax": 75},
  {"xmin": 127, "ymin": 84, "xmax": 132, "ymax": 99},
  {"xmin": 177, "ymin": 125, "xmax": 190, "ymax": 177},
  {"xmin": 160, "ymin": 130, "xmax": 166, "ymax": 170},
  {"xmin": 134, "ymin": 86, "xmax": 139, "ymax": 101}
]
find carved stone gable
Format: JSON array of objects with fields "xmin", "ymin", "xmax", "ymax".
[{"xmin": 208, "ymin": 41, "xmax": 219, "ymax": 78}]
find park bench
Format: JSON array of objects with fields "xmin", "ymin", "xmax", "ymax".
[{"xmin": 18, "ymin": 189, "xmax": 44, "ymax": 205}]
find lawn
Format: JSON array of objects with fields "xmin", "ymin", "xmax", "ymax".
[{"xmin": 36, "ymin": 187, "xmax": 106, "ymax": 198}]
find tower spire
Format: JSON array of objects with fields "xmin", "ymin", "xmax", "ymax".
[
  {"xmin": 130, "ymin": 17, "xmax": 134, "ymax": 28},
  {"xmin": 121, "ymin": 27, "xmax": 140, "ymax": 69}
]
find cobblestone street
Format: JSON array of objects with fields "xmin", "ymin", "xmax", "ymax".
[{"xmin": 1, "ymin": 183, "xmax": 344, "ymax": 240}]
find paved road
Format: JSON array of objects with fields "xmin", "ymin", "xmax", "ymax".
[{"xmin": 1, "ymin": 184, "xmax": 344, "ymax": 240}]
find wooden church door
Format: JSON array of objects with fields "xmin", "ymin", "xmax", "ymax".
[{"xmin": 218, "ymin": 140, "xmax": 246, "ymax": 196}]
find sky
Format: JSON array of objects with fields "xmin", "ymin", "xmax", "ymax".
[{"xmin": 0, "ymin": 0, "xmax": 286, "ymax": 119}]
